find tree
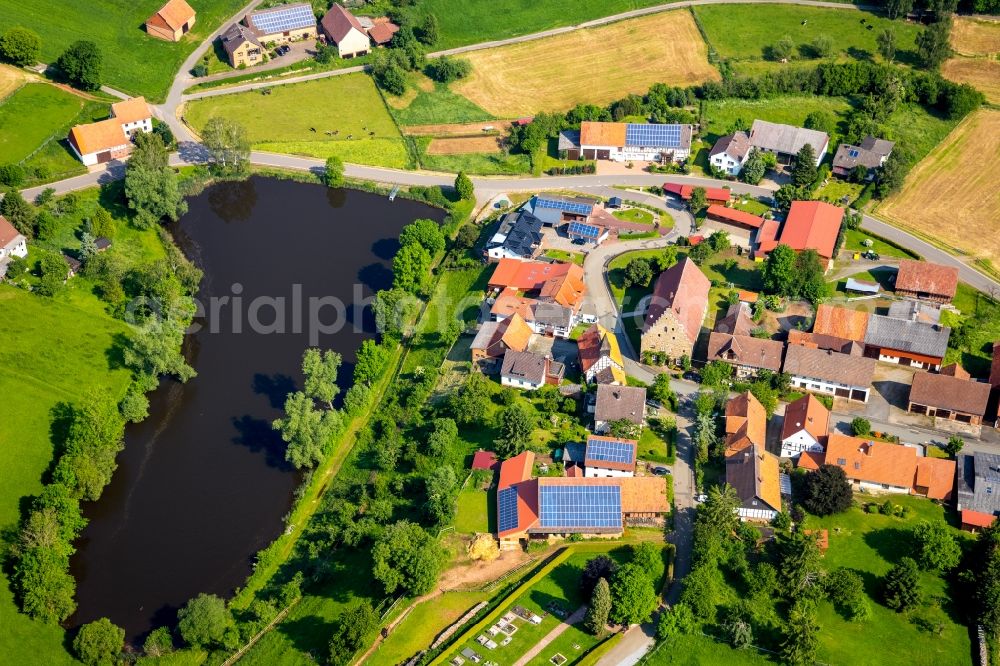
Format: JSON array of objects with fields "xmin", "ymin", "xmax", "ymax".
[
  {"xmin": 882, "ymin": 556, "xmax": 921, "ymax": 611},
  {"xmin": 374, "ymin": 60, "xmax": 407, "ymax": 95},
  {"xmin": 120, "ymin": 384, "xmax": 150, "ymax": 423},
  {"xmin": 87, "ymin": 206, "xmax": 115, "ymax": 239},
  {"xmin": 124, "ymin": 133, "xmax": 187, "ymax": 228},
  {"xmin": 762, "ymin": 244, "xmax": 795, "ymax": 295},
  {"xmin": 699, "ymin": 484, "xmax": 740, "ymax": 535},
  {"xmin": 324, "ymin": 156, "xmax": 344, "ymax": 188},
  {"xmin": 740, "ymin": 148, "xmax": 767, "ymax": 185},
  {"xmin": 427, "ymin": 56, "xmax": 471, "ymax": 83},
  {"xmin": 302, "ymin": 348, "xmax": 342, "ymax": 408},
  {"xmin": 177, "ymin": 594, "xmax": 231, "ymax": 648},
  {"xmin": 803, "ymin": 464, "xmax": 853, "ymax": 516},
  {"xmin": 392, "ymin": 242, "xmax": 432, "ymax": 293},
  {"xmin": 913, "ymin": 521, "xmax": 960, "ymax": 571},
  {"xmin": 632, "ymin": 542, "xmax": 665, "ymax": 583},
  {"xmin": 825, "ymin": 567, "xmax": 870, "ymax": 621},
  {"xmin": 123, "ymin": 318, "xmax": 195, "ymax": 382},
  {"xmin": 772, "ymin": 35, "xmax": 795, "ymax": 61},
  {"xmin": 400, "ymin": 218, "xmax": 445, "ymax": 255},
  {"xmin": 608, "ymin": 418, "xmax": 641, "ymax": 439},
  {"xmin": 425, "ymin": 465, "xmax": 458, "ymax": 525},
  {"xmin": 688, "ymin": 187, "xmax": 707, "ymax": 214},
  {"xmin": 0, "ymin": 162, "xmax": 25, "ymax": 187},
  {"xmin": 623, "ymin": 257, "xmax": 653, "ymax": 289},
  {"xmin": 916, "ymin": 21, "xmax": 952, "ymax": 70},
  {"xmin": 494, "ymin": 403, "xmax": 533, "ymax": 458},
  {"xmin": 373, "ymin": 287, "xmax": 418, "ymax": 338},
  {"xmin": 726, "ymin": 613, "xmax": 753, "ymax": 649},
  {"xmin": 850, "ymin": 417, "xmax": 871, "ymax": 437},
  {"xmin": 877, "ymin": 28, "xmax": 897, "ymax": 62},
  {"xmin": 55, "ymin": 40, "xmax": 102, "ymax": 90},
  {"xmin": 609, "ymin": 564, "xmax": 657, "ymax": 626},
  {"xmin": 812, "ymin": 34, "xmax": 834, "ymax": 58},
  {"xmin": 272, "ymin": 391, "xmax": 340, "ymax": 469},
  {"xmin": 417, "ymin": 13, "xmax": 440, "ymax": 45},
  {"xmin": 885, "ymin": 0, "xmax": 914, "ymax": 19},
  {"xmin": 0, "ymin": 27, "xmax": 41, "ymax": 66},
  {"xmin": 780, "ymin": 600, "xmax": 819, "ymax": 665},
  {"xmin": 328, "ymin": 601, "xmax": 378, "ymax": 665},
  {"xmin": 455, "ymin": 223, "xmax": 479, "ymax": 250},
  {"xmin": 701, "ymin": 360, "xmax": 733, "ymax": 389},
  {"xmin": 657, "ymin": 603, "xmax": 695, "ymax": 641},
  {"xmin": 37, "ymin": 253, "xmax": 68, "ymax": 297},
  {"xmin": 202, "ymin": 117, "xmax": 250, "ymax": 174},
  {"xmin": 73, "ymin": 618, "xmax": 124, "ymax": 666},
  {"xmin": 455, "ymin": 170, "xmax": 474, "ymax": 200},
  {"xmin": 353, "ymin": 339, "xmax": 390, "ymax": 386},
  {"xmin": 143, "ymin": 626, "xmax": 174, "ymax": 657},
  {"xmin": 451, "ymin": 372, "xmax": 492, "ymax": 424},
  {"xmin": 0, "ymin": 188, "xmax": 36, "ymax": 237},
  {"xmin": 792, "ymin": 144, "xmax": 818, "ymax": 187},
  {"xmin": 582, "ymin": 555, "xmax": 619, "ymax": 597},
  {"xmin": 426, "ymin": 417, "xmax": 458, "ymax": 458},
  {"xmin": 649, "ymin": 373, "xmax": 676, "ymax": 408},
  {"xmin": 584, "ymin": 577, "xmax": 612, "ymax": 636},
  {"xmin": 944, "ymin": 435, "xmax": 964, "ymax": 457},
  {"xmin": 875, "ymin": 148, "xmax": 908, "ymax": 198},
  {"xmin": 804, "ymin": 110, "xmax": 835, "ymax": 136},
  {"xmin": 371, "ymin": 521, "xmax": 444, "ymax": 596}
]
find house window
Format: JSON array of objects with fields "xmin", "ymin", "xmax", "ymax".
[
  {"xmin": 854, "ymin": 462, "xmax": 860, "ymax": 470},
  {"xmin": 837, "ymin": 458, "xmax": 847, "ymax": 466}
]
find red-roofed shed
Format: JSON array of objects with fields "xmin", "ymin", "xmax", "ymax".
[
  {"xmin": 706, "ymin": 204, "xmax": 764, "ymax": 230},
  {"xmin": 471, "ymin": 450, "xmax": 498, "ymax": 471},
  {"xmin": 778, "ymin": 201, "xmax": 844, "ymax": 261},
  {"xmin": 663, "ymin": 182, "xmax": 731, "ymax": 204},
  {"xmin": 962, "ymin": 509, "xmax": 997, "ymax": 533}
]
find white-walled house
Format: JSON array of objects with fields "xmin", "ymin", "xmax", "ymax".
[
  {"xmin": 779, "ymin": 394, "xmax": 829, "ymax": 459},
  {"xmin": 68, "ymin": 97, "xmax": 152, "ymax": 166},
  {"xmin": 320, "ymin": 4, "xmax": 372, "ymax": 58},
  {"xmin": 578, "ymin": 122, "xmax": 692, "ymax": 163},
  {"xmin": 709, "ymin": 131, "xmax": 751, "ymax": 176},
  {"xmin": 500, "ymin": 349, "xmax": 564, "ymax": 390},
  {"xmin": 0, "ymin": 215, "xmax": 28, "ymax": 276},
  {"xmin": 111, "ymin": 97, "xmax": 153, "ymax": 136}
]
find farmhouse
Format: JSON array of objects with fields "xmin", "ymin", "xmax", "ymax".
[
  {"xmin": 491, "ymin": 293, "xmax": 576, "ymax": 338},
  {"xmin": 863, "ymin": 308, "xmax": 951, "ymax": 371},
  {"xmin": 832, "ymin": 136, "xmax": 894, "ymax": 180},
  {"xmin": 496, "ymin": 451, "xmax": 668, "ymax": 548},
  {"xmin": 908, "ymin": 367, "xmax": 991, "ymax": 426},
  {"xmin": 788, "ymin": 329, "xmax": 865, "ymax": 355},
  {"xmin": 707, "ymin": 303, "xmax": 784, "ymax": 378},
  {"xmin": 244, "ymin": 2, "xmax": 317, "ymax": 44},
  {"xmin": 782, "ymin": 344, "xmax": 876, "ymax": 403},
  {"xmin": 758, "ymin": 200, "xmax": 843, "ymax": 265},
  {"xmin": 894, "ymin": 260, "xmax": 959, "ymax": 304},
  {"xmin": 484, "ymin": 211, "xmax": 543, "ymax": 261},
  {"xmin": 802, "ymin": 434, "xmax": 955, "ymax": 500},
  {"xmin": 145, "ymin": 0, "xmax": 196, "ymax": 42},
  {"xmin": 593, "ymin": 384, "xmax": 646, "ymax": 434},
  {"xmin": 779, "ymin": 394, "xmax": 829, "ymax": 460},
  {"xmin": 470, "ymin": 313, "xmax": 533, "ymax": 370},
  {"xmin": 68, "ymin": 97, "xmax": 152, "ymax": 166},
  {"xmin": 0, "ymin": 215, "xmax": 28, "ymax": 262},
  {"xmin": 526, "ymin": 194, "xmax": 596, "ymax": 225},
  {"xmin": 727, "ymin": 444, "xmax": 782, "ymax": 522},
  {"xmin": 576, "ymin": 122, "xmax": 693, "ymax": 163},
  {"xmin": 640, "ymin": 257, "xmax": 711, "ymax": 361},
  {"xmin": 220, "ymin": 23, "xmax": 264, "ymax": 68},
  {"xmin": 702, "ymin": 205, "xmax": 764, "ymax": 249},
  {"xmin": 812, "ymin": 304, "xmax": 870, "ymax": 343},
  {"xmin": 723, "ymin": 391, "xmax": 766, "ymax": 457},
  {"xmin": 747, "ymin": 120, "xmax": 829, "ymax": 165},
  {"xmin": 500, "ymin": 349, "xmax": 564, "ymax": 390},
  {"xmin": 563, "ymin": 436, "xmax": 639, "ymax": 478},
  {"xmin": 957, "ymin": 452, "xmax": 1000, "ymax": 531},
  {"xmin": 488, "ymin": 258, "xmax": 585, "ymax": 310},
  {"xmin": 111, "ymin": 97, "xmax": 153, "ymax": 137},
  {"xmin": 709, "ymin": 131, "xmax": 751, "ymax": 175},
  {"xmin": 577, "ymin": 324, "xmax": 627, "ymax": 385},
  {"xmin": 320, "ymin": 4, "xmax": 371, "ymax": 58}
]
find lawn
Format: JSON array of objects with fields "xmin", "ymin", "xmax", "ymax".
[
  {"xmin": 646, "ymin": 633, "xmax": 775, "ymax": 665},
  {"xmin": 613, "ymin": 208, "xmax": 655, "ymax": 226},
  {"xmin": 388, "ymin": 80, "xmax": 495, "ymax": 126},
  {"xmin": 941, "ymin": 283, "xmax": 1000, "ymax": 377},
  {"xmin": 453, "ymin": 10, "xmax": 718, "ymax": 117},
  {"xmin": 878, "ymin": 109, "xmax": 1000, "ymax": 269},
  {"xmin": 842, "ymin": 228, "xmax": 917, "ymax": 259},
  {"xmin": 813, "ymin": 178, "xmax": 865, "ymax": 207},
  {"xmin": 370, "ymin": 591, "xmax": 491, "ymax": 666},
  {"xmin": 416, "ymin": 137, "xmax": 532, "ymax": 175},
  {"xmin": 700, "ymin": 95, "xmax": 853, "ymax": 148},
  {"xmin": 694, "ymin": 5, "xmax": 921, "ymax": 70},
  {"xmin": 0, "ymin": 83, "xmax": 85, "ymax": 162},
  {"xmin": 409, "ymin": 0, "xmax": 679, "ymax": 50},
  {"xmin": 455, "ymin": 485, "xmax": 491, "ymax": 534},
  {"xmin": 184, "ymin": 74, "xmax": 412, "ymax": 169},
  {"xmin": 543, "ymin": 250, "xmax": 585, "ymax": 266},
  {"xmin": 0, "ymin": 0, "xmax": 247, "ymax": 101},
  {"xmin": 638, "ymin": 421, "xmax": 675, "ymax": 465}
]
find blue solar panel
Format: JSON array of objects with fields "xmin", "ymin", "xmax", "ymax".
[
  {"xmin": 539, "ymin": 485, "xmax": 622, "ymax": 529},
  {"xmin": 248, "ymin": 3, "xmax": 316, "ymax": 34},
  {"xmin": 535, "ymin": 196, "xmax": 593, "ymax": 216},
  {"xmin": 567, "ymin": 221, "xmax": 600, "ymax": 239},
  {"xmin": 625, "ymin": 123, "xmax": 683, "ymax": 148},
  {"xmin": 848, "ymin": 149, "xmax": 860, "ymax": 158},
  {"xmin": 498, "ymin": 487, "xmax": 519, "ymax": 533},
  {"xmin": 586, "ymin": 438, "xmax": 635, "ymax": 464}
]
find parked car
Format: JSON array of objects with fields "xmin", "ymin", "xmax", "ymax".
[
  {"xmin": 682, "ymin": 371, "xmax": 702, "ymax": 383},
  {"xmin": 651, "ymin": 466, "xmax": 671, "ymax": 476},
  {"xmin": 572, "ymin": 238, "xmax": 587, "ymax": 245},
  {"xmin": 275, "ymin": 45, "xmax": 290, "ymax": 56}
]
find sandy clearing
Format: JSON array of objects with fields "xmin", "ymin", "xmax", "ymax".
[{"xmin": 454, "ymin": 10, "xmax": 719, "ymax": 117}]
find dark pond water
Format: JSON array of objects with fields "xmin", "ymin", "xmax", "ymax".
[{"xmin": 69, "ymin": 176, "xmax": 443, "ymax": 641}]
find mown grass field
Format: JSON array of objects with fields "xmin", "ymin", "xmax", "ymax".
[
  {"xmin": 694, "ymin": 5, "xmax": 922, "ymax": 71},
  {"xmin": 0, "ymin": 0, "xmax": 246, "ymax": 101},
  {"xmin": 387, "ymin": 76, "xmax": 495, "ymax": 127},
  {"xmin": 184, "ymin": 74, "xmax": 412, "ymax": 169},
  {"xmin": 453, "ymin": 10, "xmax": 718, "ymax": 117},
  {"xmin": 879, "ymin": 109, "xmax": 1000, "ymax": 268},
  {"xmin": 0, "ymin": 83, "xmax": 85, "ymax": 162},
  {"xmin": 370, "ymin": 591, "xmax": 491, "ymax": 666},
  {"xmin": 410, "ymin": 0, "xmax": 677, "ymax": 50}
]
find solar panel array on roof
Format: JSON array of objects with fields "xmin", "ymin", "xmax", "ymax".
[
  {"xmin": 535, "ymin": 196, "xmax": 593, "ymax": 216},
  {"xmin": 567, "ymin": 221, "xmax": 601, "ymax": 239},
  {"xmin": 538, "ymin": 485, "xmax": 621, "ymax": 529},
  {"xmin": 625, "ymin": 124, "xmax": 682, "ymax": 148},
  {"xmin": 587, "ymin": 438, "xmax": 635, "ymax": 464},
  {"xmin": 848, "ymin": 149, "xmax": 860, "ymax": 158},
  {"xmin": 497, "ymin": 487, "xmax": 520, "ymax": 533},
  {"xmin": 248, "ymin": 4, "xmax": 315, "ymax": 34}
]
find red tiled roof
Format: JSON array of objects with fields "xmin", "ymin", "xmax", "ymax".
[
  {"xmin": 706, "ymin": 204, "xmax": 764, "ymax": 229},
  {"xmin": 991, "ymin": 343, "xmax": 1000, "ymax": 388},
  {"xmin": 0, "ymin": 215, "xmax": 23, "ymax": 248},
  {"xmin": 813, "ymin": 304, "xmax": 870, "ymax": 342},
  {"xmin": 471, "ymin": 450, "xmax": 498, "ymax": 471},
  {"xmin": 824, "ymin": 435, "xmax": 916, "ymax": 489},
  {"xmin": 724, "ymin": 391, "xmax": 767, "ymax": 456},
  {"xmin": 321, "ymin": 3, "xmax": 366, "ymax": 42},
  {"xmin": 798, "ymin": 450, "xmax": 824, "ymax": 470},
  {"xmin": 643, "ymin": 257, "xmax": 710, "ymax": 346},
  {"xmin": 914, "ymin": 456, "xmax": 955, "ymax": 501},
  {"xmin": 489, "ymin": 259, "xmax": 584, "ymax": 309},
  {"xmin": 498, "ymin": 451, "xmax": 535, "ymax": 489},
  {"xmin": 148, "ymin": 0, "xmax": 195, "ymax": 31},
  {"xmin": 663, "ymin": 183, "xmax": 731, "ymax": 202},
  {"xmin": 895, "ymin": 260, "xmax": 959, "ymax": 301},
  {"xmin": 909, "ymin": 371, "xmax": 990, "ymax": 417},
  {"xmin": 962, "ymin": 509, "xmax": 997, "ymax": 529},
  {"xmin": 755, "ymin": 219, "xmax": 781, "ymax": 254},
  {"xmin": 778, "ymin": 201, "xmax": 844, "ymax": 260},
  {"xmin": 367, "ymin": 19, "xmax": 399, "ymax": 45},
  {"xmin": 781, "ymin": 394, "xmax": 830, "ymax": 443}
]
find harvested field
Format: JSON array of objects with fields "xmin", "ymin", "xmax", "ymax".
[
  {"xmin": 941, "ymin": 57, "xmax": 1000, "ymax": 104},
  {"xmin": 453, "ymin": 10, "xmax": 718, "ymax": 117},
  {"xmin": 425, "ymin": 136, "xmax": 502, "ymax": 154},
  {"xmin": 0, "ymin": 64, "xmax": 27, "ymax": 101},
  {"xmin": 405, "ymin": 120, "xmax": 512, "ymax": 136},
  {"xmin": 879, "ymin": 109, "xmax": 1000, "ymax": 267},
  {"xmin": 951, "ymin": 16, "xmax": 1000, "ymax": 55}
]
